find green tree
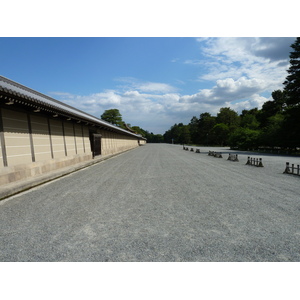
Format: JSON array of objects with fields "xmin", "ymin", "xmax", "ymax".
[
  {"xmin": 180, "ymin": 125, "xmax": 191, "ymax": 144},
  {"xmin": 198, "ymin": 113, "xmax": 216, "ymax": 145},
  {"xmin": 216, "ymin": 107, "xmax": 240, "ymax": 130},
  {"xmin": 282, "ymin": 37, "xmax": 300, "ymax": 148},
  {"xmin": 163, "ymin": 123, "xmax": 191, "ymax": 144},
  {"xmin": 101, "ymin": 109, "xmax": 123, "ymax": 127},
  {"xmin": 259, "ymin": 113, "xmax": 285, "ymax": 147},
  {"xmin": 257, "ymin": 90, "xmax": 286, "ymax": 128},
  {"xmin": 228, "ymin": 128, "xmax": 260, "ymax": 150},
  {"xmin": 283, "ymin": 37, "xmax": 300, "ymax": 107},
  {"xmin": 189, "ymin": 116, "xmax": 200, "ymax": 144},
  {"xmin": 240, "ymin": 108, "xmax": 260, "ymax": 130},
  {"xmin": 210, "ymin": 123, "xmax": 230, "ymax": 146}
]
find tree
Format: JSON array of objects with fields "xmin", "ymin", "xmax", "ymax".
[
  {"xmin": 100, "ymin": 109, "xmax": 123, "ymax": 127},
  {"xmin": 282, "ymin": 37, "xmax": 300, "ymax": 148},
  {"xmin": 259, "ymin": 113, "xmax": 285, "ymax": 147},
  {"xmin": 257, "ymin": 90, "xmax": 287, "ymax": 128},
  {"xmin": 216, "ymin": 107, "xmax": 240, "ymax": 129},
  {"xmin": 240, "ymin": 108, "xmax": 260, "ymax": 130},
  {"xmin": 198, "ymin": 113, "xmax": 216, "ymax": 145},
  {"xmin": 228, "ymin": 128, "xmax": 260, "ymax": 150},
  {"xmin": 163, "ymin": 123, "xmax": 191, "ymax": 144},
  {"xmin": 210, "ymin": 123, "xmax": 229, "ymax": 146},
  {"xmin": 189, "ymin": 116, "xmax": 200, "ymax": 144},
  {"xmin": 283, "ymin": 37, "xmax": 300, "ymax": 107},
  {"xmin": 180, "ymin": 125, "xmax": 191, "ymax": 144}
]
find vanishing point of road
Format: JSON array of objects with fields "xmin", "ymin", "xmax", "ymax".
[{"xmin": 1, "ymin": 144, "xmax": 299, "ymax": 261}]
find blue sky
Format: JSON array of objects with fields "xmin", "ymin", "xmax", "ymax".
[{"xmin": 0, "ymin": 37, "xmax": 295, "ymax": 134}]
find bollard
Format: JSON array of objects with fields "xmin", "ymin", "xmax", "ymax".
[
  {"xmin": 246, "ymin": 157, "xmax": 250, "ymax": 165},
  {"xmin": 246, "ymin": 156, "xmax": 264, "ymax": 167},
  {"xmin": 196, "ymin": 149, "xmax": 200, "ymax": 153},
  {"xmin": 228, "ymin": 154, "xmax": 239, "ymax": 162},
  {"xmin": 283, "ymin": 162, "xmax": 300, "ymax": 175},
  {"xmin": 283, "ymin": 162, "xmax": 291, "ymax": 173},
  {"xmin": 190, "ymin": 148, "xmax": 194, "ymax": 152},
  {"xmin": 214, "ymin": 152, "xmax": 222, "ymax": 158}
]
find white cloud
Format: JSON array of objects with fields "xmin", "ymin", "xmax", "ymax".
[
  {"xmin": 50, "ymin": 38, "xmax": 294, "ymax": 134},
  {"xmin": 137, "ymin": 82, "xmax": 176, "ymax": 93},
  {"xmin": 115, "ymin": 77, "xmax": 178, "ymax": 94},
  {"xmin": 196, "ymin": 37, "xmax": 292, "ymax": 92},
  {"xmin": 52, "ymin": 84, "xmax": 270, "ymax": 134}
]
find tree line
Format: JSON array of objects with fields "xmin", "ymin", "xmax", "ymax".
[{"xmin": 164, "ymin": 37, "xmax": 300, "ymax": 152}]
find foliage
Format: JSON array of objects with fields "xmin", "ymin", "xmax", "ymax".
[
  {"xmin": 210, "ymin": 123, "xmax": 230, "ymax": 146},
  {"xmin": 163, "ymin": 123, "xmax": 191, "ymax": 144},
  {"xmin": 240, "ymin": 108, "xmax": 260, "ymax": 130},
  {"xmin": 197, "ymin": 113, "xmax": 216, "ymax": 145},
  {"xmin": 283, "ymin": 37, "xmax": 300, "ymax": 107},
  {"xmin": 282, "ymin": 37, "xmax": 300, "ymax": 149},
  {"xmin": 228, "ymin": 128, "xmax": 260, "ymax": 150},
  {"xmin": 100, "ymin": 109, "xmax": 124, "ymax": 127},
  {"xmin": 216, "ymin": 107, "xmax": 240, "ymax": 129}
]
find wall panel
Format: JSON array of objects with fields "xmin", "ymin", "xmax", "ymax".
[
  {"xmin": 74, "ymin": 123, "xmax": 84, "ymax": 154},
  {"xmin": 30, "ymin": 114, "xmax": 52, "ymax": 162},
  {"xmin": 0, "ymin": 134, "xmax": 3, "ymax": 168},
  {"xmin": 49, "ymin": 119, "xmax": 65, "ymax": 158},
  {"xmin": 82, "ymin": 126, "xmax": 91, "ymax": 153},
  {"xmin": 2, "ymin": 109, "xmax": 32, "ymax": 166},
  {"xmin": 63, "ymin": 122, "xmax": 76, "ymax": 156}
]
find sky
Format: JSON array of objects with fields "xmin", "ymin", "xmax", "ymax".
[{"xmin": 0, "ymin": 37, "xmax": 296, "ymax": 134}]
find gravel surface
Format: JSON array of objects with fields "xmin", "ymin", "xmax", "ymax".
[{"xmin": 1, "ymin": 143, "xmax": 300, "ymax": 261}]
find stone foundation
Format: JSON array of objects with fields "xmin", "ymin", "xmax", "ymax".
[{"xmin": 0, "ymin": 153, "xmax": 92, "ymax": 186}]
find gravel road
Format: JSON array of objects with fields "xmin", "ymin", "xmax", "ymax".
[{"xmin": 1, "ymin": 143, "xmax": 299, "ymax": 261}]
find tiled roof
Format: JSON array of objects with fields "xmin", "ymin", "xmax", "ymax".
[{"xmin": 0, "ymin": 75, "xmax": 145, "ymax": 139}]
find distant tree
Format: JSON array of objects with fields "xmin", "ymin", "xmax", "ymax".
[
  {"xmin": 101, "ymin": 109, "xmax": 123, "ymax": 127},
  {"xmin": 131, "ymin": 126, "xmax": 145, "ymax": 136},
  {"xmin": 216, "ymin": 107, "xmax": 240, "ymax": 129},
  {"xmin": 198, "ymin": 113, "xmax": 216, "ymax": 145},
  {"xmin": 240, "ymin": 108, "xmax": 260, "ymax": 130},
  {"xmin": 281, "ymin": 37, "xmax": 300, "ymax": 148},
  {"xmin": 228, "ymin": 127, "xmax": 260, "ymax": 150},
  {"xmin": 163, "ymin": 123, "xmax": 191, "ymax": 144},
  {"xmin": 259, "ymin": 113, "xmax": 285, "ymax": 147},
  {"xmin": 257, "ymin": 90, "xmax": 287, "ymax": 128},
  {"xmin": 189, "ymin": 116, "xmax": 200, "ymax": 144},
  {"xmin": 210, "ymin": 123, "xmax": 230, "ymax": 146},
  {"xmin": 283, "ymin": 37, "xmax": 300, "ymax": 107},
  {"xmin": 180, "ymin": 125, "xmax": 191, "ymax": 144}
]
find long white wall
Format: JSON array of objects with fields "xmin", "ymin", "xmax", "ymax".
[{"xmin": 0, "ymin": 107, "xmax": 143, "ymax": 187}]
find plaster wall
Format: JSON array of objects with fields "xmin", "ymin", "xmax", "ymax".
[{"xmin": 0, "ymin": 108, "xmax": 143, "ymax": 188}]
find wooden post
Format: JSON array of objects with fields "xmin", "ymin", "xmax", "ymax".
[
  {"xmin": 283, "ymin": 162, "xmax": 290, "ymax": 174},
  {"xmin": 246, "ymin": 156, "xmax": 250, "ymax": 165}
]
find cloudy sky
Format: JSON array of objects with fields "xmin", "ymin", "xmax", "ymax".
[{"xmin": 0, "ymin": 37, "xmax": 295, "ymax": 133}]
